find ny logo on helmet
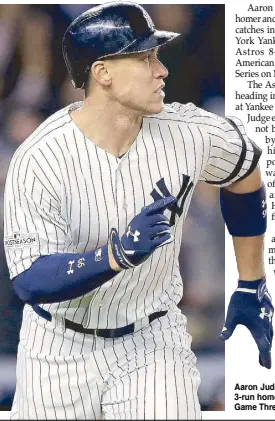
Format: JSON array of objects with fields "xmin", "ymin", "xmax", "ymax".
[{"xmin": 151, "ymin": 174, "xmax": 193, "ymax": 226}]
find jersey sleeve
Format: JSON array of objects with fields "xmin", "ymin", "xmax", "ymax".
[
  {"xmin": 4, "ymin": 151, "xmax": 67, "ymax": 279},
  {"xmin": 169, "ymin": 102, "xmax": 262, "ymax": 187}
]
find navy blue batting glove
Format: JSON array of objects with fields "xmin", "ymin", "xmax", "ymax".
[
  {"xmin": 219, "ymin": 278, "xmax": 274, "ymax": 369},
  {"xmin": 110, "ymin": 196, "xmax": 176, "ymax": 269}
]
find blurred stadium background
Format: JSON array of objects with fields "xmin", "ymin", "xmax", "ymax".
[{"xmin": 0, "ymin": 4, "xmax": 225, "ymax": 412}]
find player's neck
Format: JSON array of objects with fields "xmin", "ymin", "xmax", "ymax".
[{"xmin": 70, "ymin": 96, "xmax": 142, "ymax": 157}]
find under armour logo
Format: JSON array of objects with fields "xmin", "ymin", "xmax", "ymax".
[
  {"xmin": 67, "ymin": 260, "xmax": 75, "ymax": 275},
  {"xmin": 126, "ymin": 225, "xmax": 140, "ymax": 242},
  {"xmin": 151, "ymin": 175, "xmax": 193, "ymax": 227},
  {"xmin": 77, "ymin": 258, "xmax": 85, "ymax": 268},
  {"xmin": 259, "ymin": 307, "xmax": 273, "ymax": 322}
]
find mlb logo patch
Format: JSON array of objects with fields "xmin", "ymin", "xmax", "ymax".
[{"xmin": 4, "ymin": 232, "xmax": 38, "ymax": 250}]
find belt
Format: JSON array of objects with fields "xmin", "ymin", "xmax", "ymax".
[{"xmin": 32, "ymin": 304, "xmax": 167, "ymax": 338}]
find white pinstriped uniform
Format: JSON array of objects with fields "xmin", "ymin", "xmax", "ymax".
[{"xmin": 4, "ymin": 101, "xmax": 260, "ymax": 419}]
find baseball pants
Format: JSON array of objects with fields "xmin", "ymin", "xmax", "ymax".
[{"xmin": 11, "ymin": 304, "xmax": 201, "ymax": 420}]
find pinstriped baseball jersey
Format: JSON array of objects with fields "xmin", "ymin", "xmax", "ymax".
[{"xmin": 4, "ymin": 101, "xmax": 260, "ymax": 329}]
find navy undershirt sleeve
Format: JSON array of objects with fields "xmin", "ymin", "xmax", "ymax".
[{"xmin": 13, "ymin": 244, "xmax": 119, "ymax": 304}]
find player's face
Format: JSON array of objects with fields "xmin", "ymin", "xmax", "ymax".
[{"xmin": 107, "ymin": 48, "xmax": 169, "ymax": 115}]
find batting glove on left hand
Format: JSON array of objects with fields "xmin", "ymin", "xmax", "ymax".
[{"xmin": 219, "ymin": 278, "xmax": 274, "ymax": 369}]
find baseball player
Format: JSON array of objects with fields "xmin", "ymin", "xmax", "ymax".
[{"xmin": 4, "ymin": 2, "xmax": 273, "ymax": 420}]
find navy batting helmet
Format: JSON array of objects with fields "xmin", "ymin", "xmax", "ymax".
[{"xmin": 62, "ymin": 1, "xmax": 180, "ymax": 89}]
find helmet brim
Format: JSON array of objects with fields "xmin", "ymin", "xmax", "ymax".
[{"xmin": 98, "ymin": 30, "xmax": 180, "ymax": 60}]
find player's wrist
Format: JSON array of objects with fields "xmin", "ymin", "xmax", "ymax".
[
  {"xmin": 236, "ymin": 278, "xmax": 270, "ymax": 304},
  {"xmin": 109, "ymin": 228, "xmax": 134, "ymax": 270},
  {"xmin": 108, "ymin": 241, "xmax": 123, "ymax": 272}
]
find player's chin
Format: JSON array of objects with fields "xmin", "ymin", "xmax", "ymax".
[{"xmin": 145, "ymin": 99, "xmax": 165, "ymax": 115}]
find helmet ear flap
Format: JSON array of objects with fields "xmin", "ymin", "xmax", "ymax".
[
  {"xmin": 69, "ymin": 66, "xmax": 90, "ymax": 89},
  {"xmin": 81, "ymin": 66, "xmax": 92, "ymax": 89}
]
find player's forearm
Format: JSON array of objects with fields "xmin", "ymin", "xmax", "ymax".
[
  {"xmin": 221, "ymin": 166, "xmax": 266, "ymax": 281},
  {"xmin": 13, "ymin": 244, "xmax": 121, "ymax": 305},
  {"xmin": 232, "ymin": 235, "xmax": 265, "ymax": 280}
]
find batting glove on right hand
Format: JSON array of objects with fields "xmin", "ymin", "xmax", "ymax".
[
  {"xmin": 219, "ymin": 278, "xmax": 274, "ymax": 369},
  {"xmin": 109, "ymin": 196, "xmax": 176, "ymax": 269}
]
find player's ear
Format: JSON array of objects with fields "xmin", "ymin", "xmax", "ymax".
[{"xmin": 91, "ymin": 61, "xmax": 111, "ymax": 86}]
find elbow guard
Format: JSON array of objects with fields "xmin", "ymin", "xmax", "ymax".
[{"xmin": 220, "ymin": 184, "xmax": 267, "ymax": 237}]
